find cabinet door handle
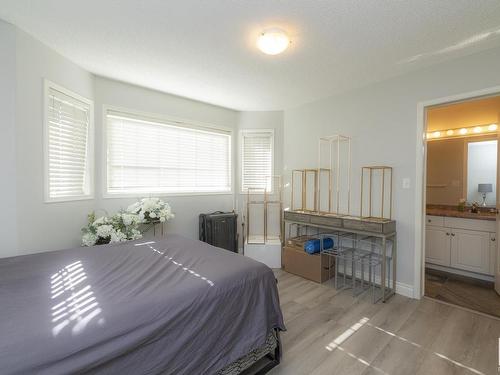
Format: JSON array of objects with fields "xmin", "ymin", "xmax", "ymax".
[
  {"xmin": 446, "ymin": 232, "xmax": 450, "ymax": 236},
  {"xmin": 451, "ymin": 233, "xmax": 455, "ymax": 236},
  {"xmin": 492, "ymin": 238, "xmax": 496, "ymax": 242}
]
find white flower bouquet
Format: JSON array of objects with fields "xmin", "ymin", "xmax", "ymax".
[
  {"xmin": 81, "ymin": 198, "xmax": 174, "ymax": 247},
  {"xmin": 127, "ymin": 197, "xmax": 175, "ymax": 223},
  {"xmin": 81, "ymin": 211, "xmax": 143, "ymax": 247}
]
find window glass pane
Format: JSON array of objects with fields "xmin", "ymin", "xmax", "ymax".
[
  {"xmin": 106, "ymin": 112, "xmax": 232, "ymax": 194},
  {"xmin": 46, "ymin": 86, "xmax": 91, "ymax": 200},
  {"xmin": 241, "ymin": 131, "xmax": 273, "ymax": 192}
]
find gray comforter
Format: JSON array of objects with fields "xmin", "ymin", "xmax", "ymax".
[{"xmin": 0, "ymin": 235, "xmax": 285, "ymax": 374}]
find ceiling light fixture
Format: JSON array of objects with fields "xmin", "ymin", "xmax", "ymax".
[{"xmin": 257, "ymin": 28, "xmax": 290, "ymax": 55}]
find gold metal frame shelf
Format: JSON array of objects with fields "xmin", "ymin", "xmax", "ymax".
[
  {"xmin": 265, "ymin": 175, "xmax": 284, "ymax": 243},
  {"xmin": 246, "ymin": 187, "xmax": 266, "ymax": 244},
  {"xmin": 318, "ymin": 134, "xmax": 352, "ymax": 216},
  {"xmin": 360, "ymin": 166, "xmax": 393, "ymax": 220},
  {"xmin": 291, "ymin": 169, "xmax": 318, "ymax": 212},
  {"xmin": 245, "ymin": 176, "xmax": 283, "ymax": 245}
]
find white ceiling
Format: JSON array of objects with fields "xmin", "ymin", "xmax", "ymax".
[{"xmin": 1, "ymin": 1, "xmax": 500, "ymax": 111}]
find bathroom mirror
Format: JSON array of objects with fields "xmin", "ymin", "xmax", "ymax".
[{"xmin": 466, "ymin": 139, "xmax": 497, "ymax": 207}]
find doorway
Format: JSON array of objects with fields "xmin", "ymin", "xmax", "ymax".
[{"xmin": 421, "ymin": 93, "xmax": 500, "ymax": 318}]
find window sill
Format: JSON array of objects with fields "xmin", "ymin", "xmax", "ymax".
[
  {"xmin": 44, "ymin": 195, "xmax": 95, "ymax": 204},
  {"xmin": 102, "ymin": 191, "xmax": 234, "ymax": 199}
]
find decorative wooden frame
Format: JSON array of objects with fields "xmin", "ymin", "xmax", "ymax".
[
  {"xmin": 318, "ymin": 135, "xmax": 352, "ymax": 216},
  {"xmin": 245, "ymin": 176, "xmax": 283, "ymax": 244},
  {"xmin": 360, "ymin": 166, "xmax": 393, "ymax": 220},
  {"xmin": 291, "ymin": 169, "xmax": 305, "ymax": 211},
  {"xmin": 317, "ymin": 168, "xmax": 332, "ymax": 214},
  {"xmin": 246, "ymin": 187, "xmax": 266, "ymax": 244},
  {"xmin": 291, "ymin": 169, "xmax": 318, "ymax": 212},
  {"xmin": 265, "ymin": 175, "xmax": 283, "ymax": 243}
]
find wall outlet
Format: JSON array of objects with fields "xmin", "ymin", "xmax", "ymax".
[{"xmin": 402, "ymin": 178, "xmax": 410, "ymax": 189}]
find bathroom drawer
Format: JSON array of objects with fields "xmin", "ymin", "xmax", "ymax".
[
  {"xmin": 426, "ymin": 215, "xmax": 444, "ymax": 227},
  {"xmin": 444, "ymin": 217, "xmax": 495, "ymax": 232}
]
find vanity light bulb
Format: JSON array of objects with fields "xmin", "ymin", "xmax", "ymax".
[
  {"xmin": 446, "ymin": 129, "xmax": 454, "ymax": 136},
  {"xmin": 488, "ymin": 124, "xmax": 498, "ymax": 131},
  {"xmin": 473, "ymin": 126, "xmax": 482, "ymax": 133},
  {"xmin": 459, "ymin": 128, "xmax": 468, "ymax": 135},
  {"xmin": 432, "ymin": 131, "xmax": 441, "ymax": 138}
]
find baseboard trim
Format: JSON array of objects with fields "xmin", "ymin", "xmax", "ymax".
[
  {"xmin": 424, "ymin": 296, "xmax": 500, "ymax": 321},
  {"xmin": 395, "ymin": 281, "xmax": 414, "ymax": 298},
  {"xmin": 342, "ymin": 265, "xmax": 415, "ymax": 299},
  {"xmin": 426, "ymin": 263, "xmax": 494, "ymax": 282}
]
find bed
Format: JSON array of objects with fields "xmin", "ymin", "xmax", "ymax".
[{"xmin": 0, "ymin": 235, "xmax": 285, "ymax": 374}]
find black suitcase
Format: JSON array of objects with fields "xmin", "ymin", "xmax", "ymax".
[{"xmin": 199, "ymin": 211, "xmax": 238, "ymax": 253}]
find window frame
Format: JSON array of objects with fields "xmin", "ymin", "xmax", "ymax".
[
  {"xmin": 102, "ymin": 105, "xmax": 234, "ymax": 198},
  {"xmin": 43, "ymin": 79, "xmax": 94, "ymax": 203},
  {"xmin": 239, "ymin": 128, "xmax": 275, "ymax": 194}
]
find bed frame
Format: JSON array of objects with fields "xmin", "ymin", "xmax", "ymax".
[
  {"xmin": 217, "ymin": 329, "xmax": 282, "ymax": 375},
  {"xmin": 242, "ymin": 331, "xmax": 281, "ymax": 375}
]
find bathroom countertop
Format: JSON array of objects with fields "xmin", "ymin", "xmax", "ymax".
[{"xmin": 426, "ymin": 205, "xmax": 496, "ymax": 221}]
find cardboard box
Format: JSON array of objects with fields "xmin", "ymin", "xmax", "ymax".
[{"xmin": 283, "ymin": 245, "xmax": 335, "ymax": 283}]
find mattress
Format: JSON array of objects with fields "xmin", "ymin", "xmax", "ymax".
[{"xmin": 0, "ymin": 235, "xmax": 285, "ymax": 374}]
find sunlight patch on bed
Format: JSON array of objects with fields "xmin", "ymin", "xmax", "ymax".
[
  {"xmin": 50, "ymin": 261, "xmax": 104, "ymax": 336},
  {"xmin": 135, "ymin": 242, "xmax": 215, "ymax": 287}
]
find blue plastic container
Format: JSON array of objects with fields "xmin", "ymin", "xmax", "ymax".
[{"xmin": 304, "ymin": 238, "xmax": 334, "ymax": 254}]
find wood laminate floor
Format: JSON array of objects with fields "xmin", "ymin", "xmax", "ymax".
[
  {"xmin": 425, "ymin": 268, "xmax": 500, "ymax": 319},
  {"xmin": 270, "ymin": 269, "xmax": 500, "ymax": 375}
]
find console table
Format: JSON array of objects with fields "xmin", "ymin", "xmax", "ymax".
[{"xmin": 283, "ymin": 210, "xmax": 397, "ymax": 302}]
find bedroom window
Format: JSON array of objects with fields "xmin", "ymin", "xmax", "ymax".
[
  {"xmin": 240, "ymin": 129, "xmax": 274, "ymax": 192},
  {"xmin": 44, "ymin": 80, "xmax": 94, "ymax": 202},
  {"xmin": 105, "ymin": 110, "xmax": 232, "ymax": 195}
]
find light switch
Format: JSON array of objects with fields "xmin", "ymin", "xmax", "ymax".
[{"xmin": 402, "ymin": 178, "xmax": 410, "ymax": 189}]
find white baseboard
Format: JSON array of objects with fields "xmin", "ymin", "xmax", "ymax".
[
  {"xmin": 396, "ymin": 281, "xmax": 415, "ymax": 298},
  {"xmin": 332, "ymin": 265, "xmax": 415, "ymax": 299},
  {"xmin": 425, "ymin": 263, "xmax": 494, "ymax": 282}
]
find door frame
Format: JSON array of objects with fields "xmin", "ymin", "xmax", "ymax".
[{"xmin": 414, "ymin": 85, "xmax": 500, "ymax": 299}]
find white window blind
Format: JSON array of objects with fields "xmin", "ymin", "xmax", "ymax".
[
  {"xmin": 241, "ymin": 130, "xmax": 274, "ymax": 192},
  {"xmin": 45, "ymin": 83, "xmax": 93, "ymax": 202},
  {"xmin": 106, "ymin": 111, "xmax": 232, "ymax": 195}
]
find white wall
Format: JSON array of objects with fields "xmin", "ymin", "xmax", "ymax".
[
  {"xmin": 93, "ymin": 77, "xmax": 239, "ymax": 241},
  {"xmin": 1, "ymin": 21, "xmax": 239, "ymax": 257},
  {"xmin": 0, "ymin": 21, "xmax": 18, "ymax": 256},
  {"xmin": 283, "ymin": 46, "xmax": 500, "ymax": 292},
  {"xmin": 14, "ymin": 27, "xmax": 95, "ymax": 255},
  {"xmin": 236, "ymin": 111, "xmax": 284, "ymax": 247}
]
